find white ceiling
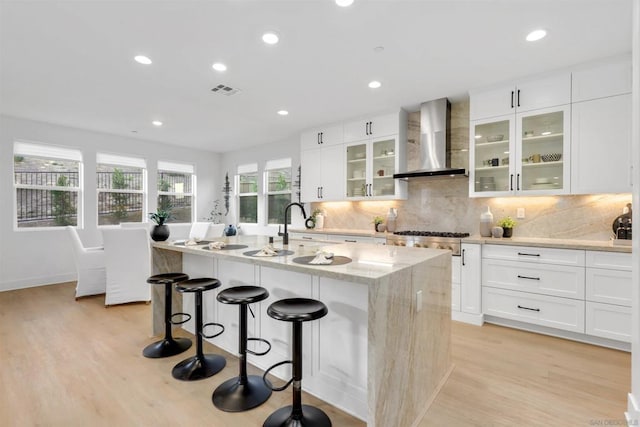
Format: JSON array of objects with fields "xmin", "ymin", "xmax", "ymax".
[{"xmin": 0, "ymin": 0, "xmax": 632, "ymax": 153}]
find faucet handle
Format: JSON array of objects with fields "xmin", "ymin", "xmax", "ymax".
[{"xmin": 277, "ymin": 225, "xmax": 283, "ymax": 236}]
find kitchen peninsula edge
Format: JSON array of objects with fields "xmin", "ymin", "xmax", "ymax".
[{"xmin": 151, "ymin": 236, "xmax": 452, "ymax": 426}]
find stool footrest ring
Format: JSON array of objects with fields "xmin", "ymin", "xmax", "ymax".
[
  {"xmin": 169, "ymin": 312, "xmax": 191, "ymax": 325},
  {"xmin": 246, "ymin": 337, "xmax": 271, "ymax": 356},
  {"xmin": 202, "ymin": 322, "xmax": 225, "ymax": 339},
  {"xmin": 262, "ymin": 360, "xmax": 293, "ymax": 392}
]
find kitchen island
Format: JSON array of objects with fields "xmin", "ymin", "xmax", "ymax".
[{"xmin": 151, "ymin": 235, "xmax": 452, "ymax": 427}]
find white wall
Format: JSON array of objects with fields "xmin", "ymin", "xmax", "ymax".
[
  {"xmin": 219, "ymin": 133, "xmax": 307, "ymax": 234},
  {"xmin": 0, "ymin": 115, "xmax": 220, "ymax": 291}
]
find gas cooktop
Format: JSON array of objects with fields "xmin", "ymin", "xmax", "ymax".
[{"xmin": 393, "ymin": 231, "xmax": 470, "ymax": 238}]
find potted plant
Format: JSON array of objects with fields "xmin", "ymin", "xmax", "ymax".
[
  {"xmin": 497, "ymin": 216, "xmax": 516, "ymax": 238},
  {"xmin": 149, "ymin": 209, "xmax": 172, "ymax": 241},
  {"xmin": 372, "ymin": 216, "xmax": 385, "ymax": 232}
]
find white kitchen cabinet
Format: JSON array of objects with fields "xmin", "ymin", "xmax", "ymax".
[
  {"xmin": 343, "ymin": 112, "xmax": 399, "ymax": 143},
  {"xmin": 585, "ymin": 302, "xmax": 631, "ymax": 342},
  {"xmin": 460, "ymin": 243, "xmax": 481, "ymax": 315},
  {"xmin": 470, "ymin": 104, "xmax": 571, "ymax": 197},
  {"xmin": 300, "ymin": 124, "xmax": 343, "ymax": 150},
  {"xmin": 571, "ymin": 94, "xmax": 632, "ymax": 194},
  {"xmin": 289, "ymin": 232, "xmax": 329, "ymax": 241},
  {"xmin": 300, "ymin": 143, "xmax": 344, "ymax": 202},
  {"xmin": 328, "ymin": 234, "xmax": 373, "ymax": 244},
  {"xmin": 345, "ymin": 134, "xmax": 407, "ymax": 200},
  {"xmin": 572, "ymin": 56, "xmax": 632, "ymax": 103},
  {"xmin": 451, "ymin": 257, "xmax": 461, "ymax": 312},
  {"xmin": 481, "ymin": 245, "xmax": 585, "ymax": 266},
  {"xmin": 470, "ymin": 72, "xmax": 571, "ymax": 121}
]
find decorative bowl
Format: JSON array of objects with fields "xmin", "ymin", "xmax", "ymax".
[
  {"xmin": 487, "ymin": 134, "xmax": 504, "ymax": 142},
  {"xmin": 541, "ymin": 153, "xmax": 562, "ymax": 162}
]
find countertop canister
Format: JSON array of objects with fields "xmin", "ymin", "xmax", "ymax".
[{"xmin": 480, "ymin": 206, "xmax": 493, "ymax": 237}]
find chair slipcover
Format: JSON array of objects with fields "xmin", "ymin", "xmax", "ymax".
[
  {"xmin": 66, "ymin": 226, "xmax": 107, "ymax": 298},
  {"xmin": 101, "ymin": 228, "xmax": 151, "ymax": 306}
]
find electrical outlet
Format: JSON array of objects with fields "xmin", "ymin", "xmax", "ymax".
[
  {"xmin": 517, "ymin": 208, "xmax": 525, "ymax": 219},
  {"xmin": 416, "ymin": 290, "xmax": 423, "ymax": 312}
]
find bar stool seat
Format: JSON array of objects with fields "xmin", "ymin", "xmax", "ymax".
[
  {"xmin": 143, "ymin": 272, "xmax": 192, "ymax": 358},
  {"xmin": 172, "ymin": 278, "xmax": 226, "ymax": 381},
  {"xmin": 212, "ymin": 285, "xmax": 272, "ymax": 412},
  {"xmin": 263, "ymin": 298, "xmax": 331, "ymax": 427}
]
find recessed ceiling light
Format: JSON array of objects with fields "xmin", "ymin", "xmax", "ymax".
[
  {"xmin": 134, "ymin": 55, "xmax": 152, "ymax": 65},
  {"xmin": 336, "ymin": 0, "xmax": 354, "ymax": 6},
  {"xmin": 262, "ymin": 32, "xmax": 279, "ymax": 45},
  {"xmin": 212, "ymin": 62, "xmax": 227, "ymax": 72},
  {"xmin": 368, "ymin": 80, "xmax": 382, "ymax": 89},
  {"xmin": 152, "ymin": 120, "xmax": 163, "ymax": 126},
  {"xmin": 277, "ymin": 110, "xmax": 289, "ymax": 116},
  {"xmin": 526, "ymin": 29, "xmax": 547, "ymax": 42}
]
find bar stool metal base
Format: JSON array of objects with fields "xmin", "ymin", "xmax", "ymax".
[
  {"xmin": 263, "ymin": 405, "xmax": 332, "ymax": 427},
  {"xmin": 212, "ymin": 375, "xmax": 273, "ymax": 412},
  {"xmin": 172, "ymin": 354, "xmax": 226, "ymax": 381},
  {"xmin": 143, "ymin": 337, "xmax": 192, "ymax": 358}
]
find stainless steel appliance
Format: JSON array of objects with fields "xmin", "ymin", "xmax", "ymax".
[{"xmin": 386, "ymin": 231, "xmax": 470, "ymax": 255}]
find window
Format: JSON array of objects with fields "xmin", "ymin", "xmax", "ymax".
[
  {"xmin": 157, "ymin": 161, "xmax": 195, "ymax": 223},
  {"xmin": 265, "ymin": 158, "xmax": 292, "ymax": 225},
  {"xmin": 13, "ymin": 141, "xmax": 82, "ymax": 228},
  {"xmin": 96, "ymin": 153, "xmax": 146, "ymax": 226},
  {"xmin": 237, "ymin": 163, "xmax": 258, "ymax": 224}
]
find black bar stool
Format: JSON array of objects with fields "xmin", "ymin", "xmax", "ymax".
[
  {"xmin": 262, "ymin": 298, "xmax": 331, "ymax": 427},
  {"xmin": 172, "ymin": 278, "xmax": 226, "ymax": 381},
  {"xmin": 143, "ymin": 273, "xmax": 192, "ymax": 358},
  {"xmin": 212, "ymin": 285, "xmax": 273, "ymax": 412}
]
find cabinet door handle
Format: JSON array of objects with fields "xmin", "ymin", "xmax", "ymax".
[
  {"xmin": 511, "ymin": 90, "xmax": 514, "ymax": 108},
  {"xmin": 302, "ymin": 236, "xmax": 313, "ymax": 240},
  {"xmin": 320, "ymin": 132, "xmax": 324, "ymax": 144},
  {"xmin": 517, "ymin": 275, "xmax": 541, "ymax": 281},
  {"xmin": 516, "ymin": 173, "xmax": 520, "ymax": 191},
  {"xmin": 369, "ymin": 121, "xmax": 373, "ymax": 135},
  {"xmin": 317, "ymin": 187, "xmax": 320, "ymax": 199},
  {"xmin": 517, "ymin": 89, "xmax": 521, "ymax": 107},
  {"xmin": 517, "ymin": 252, "xmax": 540, "ymax": 257},
  {"xmin": 369, "ymin": 183, "xmax": 373, "ymax": 196},
  {"xmin": 320, "ymin": 186, "xmax": 323, "ymax": 198},
  {"xmin": 462, "ymin": 249, "xmax": 466, "ymax": 266},
  {"xmin": 317, "ymin": 133, "xmax": 320, "ymax": 144},
  {"xmin": 517, "ymin": 305, "xmax": 540, "ymax": 312},
  {"xmin": 345, "ymin": 239, "xmax": 357, "ymax": 243},
  {"xmin": 365, "ymin": 122, "xmax": 370, "ymax": 135},
  {"xmin": 510, "ymin": 174, "xmax": 514, "ymax": 191}
]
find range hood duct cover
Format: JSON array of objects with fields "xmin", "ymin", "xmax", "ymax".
[{"xmin": 393, "ymin": 98, "xmax": 466, "ymax": 179}]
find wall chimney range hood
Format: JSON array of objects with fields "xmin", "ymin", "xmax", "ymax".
[{"xmin": 393, "ymin": 98, "xmax": 466, "ymax": 179}]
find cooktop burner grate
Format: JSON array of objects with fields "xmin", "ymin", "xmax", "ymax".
[{"xmin": 393, "ymin": 231, "xmax": 470, "ymax": 238}]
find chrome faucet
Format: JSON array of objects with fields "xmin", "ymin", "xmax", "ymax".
[{"xmin": 278, "ymin": 202, "xmax": 307, "ymax": 245}]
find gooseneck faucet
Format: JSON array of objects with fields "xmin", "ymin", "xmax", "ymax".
[{"xmin": 278, "ymin": 202, "xmax": 307, "ymax": 245}]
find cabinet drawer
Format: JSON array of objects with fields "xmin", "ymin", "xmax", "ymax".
[
  {"xmin": 451, "ymin": 283, "xmax": 461, "ymax": 312},
  {"xmin": 482, "ymin": 244, "xmax": 585, "ymax": 266},
  {"xmin": 585, "ymin": 301, "xmax": 631, "ymax": 342},
  {"xmin": 586, "ymin": 268, "xmax": 632, "ymax": 306},
  {"xmin": 482, "ymin": 259, "xmax": 585, "ymax": 299},
  {"xmin": 328, "ymin": 234, "xmax": 373, "ymax": 244},
  {"xmin": 586, "ymin": 251, "xmax": 632, "ymax": 271},
  {"xmin": 482, "ymin": 287, "xmax": 585, "ymax": 333},
  {"xmin": 290, "ymin": 233, "xmax": 328, "ymax": 241}
]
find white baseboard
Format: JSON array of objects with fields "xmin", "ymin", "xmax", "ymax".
[
  {"xmin": 0, "ymin": 273, "xmax": 76, "ymax": 292},
  {"xmin": 452, "ymin": 311, "xmax": 484, "ymax": 326}
]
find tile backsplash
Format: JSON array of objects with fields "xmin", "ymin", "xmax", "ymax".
[{"xmin": 312, "ymin": 100, "xmax": 631, "ymax": 241}]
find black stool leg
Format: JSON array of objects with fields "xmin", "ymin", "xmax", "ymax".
[
  {"xmin": 172, "ymin": 290, "xmax": 226, "ymax": 381},
  {"xmin": 143, "ymin": 282, "xmax": 192, "ymax": 358},
  {"xmin": 213, "ymin": 304, "xmax": 272, "ymax": 411},
  {"xmin": 263, "ymin": 322, "xmax": 331, "ymax": 427}
]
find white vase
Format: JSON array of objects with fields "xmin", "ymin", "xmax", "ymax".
[{"xmin": 480, "ymin": 206, "xmax": 494, "ymax": 237}]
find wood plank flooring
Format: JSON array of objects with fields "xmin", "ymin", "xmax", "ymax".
[{"xmin": 0, "ymin": 282, "xmax": 630, "ymax": 426}]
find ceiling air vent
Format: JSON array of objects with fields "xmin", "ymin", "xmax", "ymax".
[{"xmin": 211, "ymin": 84, "xmax": 241, "ymax": 96}]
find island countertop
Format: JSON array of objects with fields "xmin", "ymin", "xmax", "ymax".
[{"xmin": 152, "ymin": 234, "xmax": 449, "ymax": 286}]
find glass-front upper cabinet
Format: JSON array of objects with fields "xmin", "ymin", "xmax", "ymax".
[
  {"xmin": 469, "ymin": 105, "xmax": 570, "ymax": 197},
  {"xmin": 345, "ymin": 142, "xmax": 368, "ymax": 198},
  {"xmin": 371, "ymin": 137, "xmax": 397, "ymax": 197}
]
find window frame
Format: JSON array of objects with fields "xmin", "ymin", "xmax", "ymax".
[
  {"xmin": 264, "ymin": 158, "xmax": 292, "ymax": 225},
  {"xmin": 96, "ymin": 153, "xmax": 147, "ymax": 227},
  {"xmin": 13, "ymin": 140, "xmax": 83, "ymax": 231},
  {"xmin": 157, "ymin": 160, "xmax": 196, "ymax": 224},
  {"xmin": 236, "ymin": 163, "xmax": 259, "ymax": 225}
]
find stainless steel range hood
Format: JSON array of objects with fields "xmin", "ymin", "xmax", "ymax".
[{"xmin": 393, "ymin": 98, "xmax": 466, "ymax": 179}]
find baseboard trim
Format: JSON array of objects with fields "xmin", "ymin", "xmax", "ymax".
[
  {"xmin": 484, "ymin": 315, "xmax": 631, "ymax": 352},
  {"xmin": 452, "ymin": 311, "xmax": 484, "ymax": 326},
  {"xmin": 0, "ymin": 273, "xmax": 76, "ymax": 292}
]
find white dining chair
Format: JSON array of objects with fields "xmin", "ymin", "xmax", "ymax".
[
  {"xmin": 206, "ymin": 224, "xmax": 226, "ymax": 239},
  {"xmin": 66, "ymin": 226, "xmax": 107, "ymax": 299},
  {"xmin": 189, "ymin": 222, "xmax": 211, "ymax": 240},
  {"xmin": 101, "ymin": 228, "xmax": 151, "ymax": 306}
]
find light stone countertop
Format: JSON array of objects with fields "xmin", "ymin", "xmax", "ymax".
[
  {"xmin": 152, "ymin": 234, "xmax": 449, "ymax": 285},
  {"xmin": 463, "ymin": 235, "xmax": 632, "ymax": 253},
  {"xmin": 289, "ymin": 227, "xmax": 387, "ymax": 238}
]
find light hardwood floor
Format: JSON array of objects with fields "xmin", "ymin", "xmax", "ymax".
[{"xmin": 0, "ymin": 282, "xmax": 630, "ymax": 426}]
